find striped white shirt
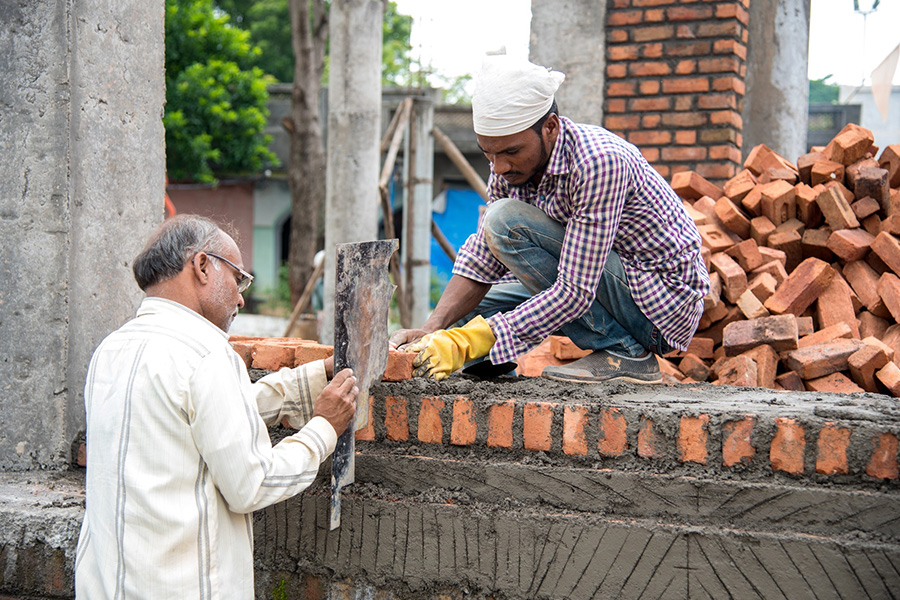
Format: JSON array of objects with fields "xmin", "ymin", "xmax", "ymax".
[{"xmin": 75, "ymin": 297, "xmax": 335, "ymax": 599}]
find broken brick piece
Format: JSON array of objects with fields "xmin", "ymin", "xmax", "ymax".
[
  {"xmin": 744, "ymin": 144, "xmax": 792, "ymax": 176},
  {"xmin": 750, "ymin": 215, "xmax": 776, "ymax": 247},
  {"xmin": 725, "ymin": 239, "xmax": 763, "ymax": 272},
  {"xmin": 748, "ymin": 272, "xmax": 777, "ymax": 303},
  {"xmin": 855, "ymin": 167, "xmax": 891, "ymax": 211},
  {"xmin": 723, "ymin": 169, "xmax": 757, "ymax": 202},
  {"xmin": 775, "ymin": 371, "xmax": 805, "ymax": 391},
  {"xmin": 722, "ymin": 314, "xmax": 798, "ymax": 356},
  {"xmin": 736, "ymin": 289, "xmax": 769, "ymax": 320},
  {"xmin": 801, "ymin": 227, "xmax": 834, "ymax": 262},
  {"xmin": 810, "ymin": 158, "xmax": 845, "ymax": 187},
  {"xmin": 798, "ymin": 322, "xmax": 853, "ymax": 349},
  {"xmin": 824, "ymin": 124, "xmax": 875, "ymax": 166},
  {"xmin": 766, "ymin": 229, "xmax": 803, "ymax": 272},
  {"xmin": 815, "ymin": 276, "xmax": 860, "ymax": 338},
  {"xmin": 679, "ymin": 353, "xmax": 711, "ymax": 381},
  {"xmin": 741, "ymin": 344, "xmax": 779, "ymax": 388},
  {"xmin": 852, "ymin": 196, "xmax": 881, "ymax": 220},
  {"xmin": 797, "ymin": 151, "xmax": 823, "ymax": 185},
  {"xmin": 877, "ymin": 273, "xmax": 900, "ymax": 322},
  {"xmin": 686, "ymin": 336, "xmax": 715, "ymax": 359},
  {"xmin": 764, "ymin": 257, "xmax": 835, "ymax": 316},
  {"xmin": 783, "ymin": 339, "xmax": 866, "ymax": 379},
  {"xmin": 843, "ymin": 260, "xmax": 892, "ymax": 318},
  {"xmin": 876, "ymin": 362, "xmax": 900, "ymax": 396},
  {"xmin": 794, "ymin": 182, "xmax": 823, "ymax": 228},
  {"xmin": 866, "ymin": 433, "xmax": 900, "ymax": 480}
]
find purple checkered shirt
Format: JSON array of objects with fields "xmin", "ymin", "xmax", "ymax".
[{"xmin": 453, "ymin": 117, "xmax": 710, "ymax": 364}]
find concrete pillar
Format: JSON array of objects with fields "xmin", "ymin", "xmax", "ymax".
[
  {"xmin": 742, "ymin": 0, "xmax": 811, "ymax": 160},
  {"xmin": 0, "ymin": 1, "xmax": 165, "ymax": 469},
  {"xmin": 403, "ymin": 92, "xmax": 435, "ymax": 327},
  {"xmin": 529, "ymin": 0, "xmax": 607, "ymax": 126},
  {"xmin": 321, "ymin": 0, "xmax": 383, "ymax": 344}
]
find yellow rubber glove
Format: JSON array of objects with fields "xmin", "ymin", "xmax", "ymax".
[{"xmin": 406, "ymin": 316, "xmax": 496, "ymax": 381}]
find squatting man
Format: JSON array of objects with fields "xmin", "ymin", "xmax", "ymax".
[
  {"xmin": 76, "ymin": 215, "xmax": 358, "ymax": 598},
  {"xmin": 391, "ymin": 55, "xmax": 711, "ymax": 383}
]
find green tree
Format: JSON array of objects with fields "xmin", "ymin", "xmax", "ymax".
[
  {"xmin": 164, "ymin": 0, "xmax": 278, "ymax": 183},
  {"xmin": 809, "ymin": 75, "xmax": 840, "ymax": 104},
  {"xmin": 214, "ymin": 0, "xmax": 413, "ymax": 86}
]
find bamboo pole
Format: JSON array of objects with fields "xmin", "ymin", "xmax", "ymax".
[
  {"xmin": 432, "ymin": 125, "xmax": 489, "ymax": 202},
  {"xmin": 431, "ymin": 218, "xmax": 457, "ymax": 262},
  {"xmin": 283, "ymin": 258, "xmax": 324, "ymax": 337}
]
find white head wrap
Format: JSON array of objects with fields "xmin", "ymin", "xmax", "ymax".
[{"xmin": 472, "ymin": 54, "xmax": 566, "ymax": 137}]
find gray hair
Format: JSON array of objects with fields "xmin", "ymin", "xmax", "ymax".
[{"xmin": 133, "ymin": 214, "xmax": 227, "ymax": 291}]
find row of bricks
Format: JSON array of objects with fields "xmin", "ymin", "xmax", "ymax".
[
  {"xmin": 355, "ymin": 396, "xmax": 900, "ymax": 481},
  {"xmin": 228, "ymin": 335, "xmax": 415, "ymax": 380},
  {"xmin": 608, "ymin": 3, "xmax": 749, "ymax": 27}
]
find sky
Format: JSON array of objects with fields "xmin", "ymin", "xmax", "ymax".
[{"xmin": 393, "ymin": 0, "xmax": 900, "ymax": 88}]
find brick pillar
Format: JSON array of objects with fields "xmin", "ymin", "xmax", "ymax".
[{"xmin": 604, "ymin": 0, "xmax": 748, "ymax": 184}]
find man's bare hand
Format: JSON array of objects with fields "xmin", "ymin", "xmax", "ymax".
[
  {"xmin": 323, "ymin": 355, "xmax": 334, "ymax": 379},
  {"xmin": 389, "ymin": 328, "xmax": 430, "ymax": 351},
  {"xmin": 312, "ymin": 368, "xmax": 358, "ymax": 435}
]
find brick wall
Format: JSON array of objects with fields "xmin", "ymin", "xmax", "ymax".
[{"xmin": 604, "ymin": 0, "xmax": 748, "ymax": 183}]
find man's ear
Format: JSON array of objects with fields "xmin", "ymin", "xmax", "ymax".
[
  {"xmin": 191, "ymin": 253, "xmax": 210, "ymax": 285},
  {"xmin": 543, "ymin": 113, "xmax": 560, "ymax": 140}
]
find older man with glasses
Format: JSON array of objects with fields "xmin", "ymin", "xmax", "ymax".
[{"xmin": 75, "ymin": 214, "xmax": 358, "ymax": 599}]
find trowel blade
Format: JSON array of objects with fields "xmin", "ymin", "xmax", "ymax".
[{"xmin": 330, "ymin": 239, "xmax": 398, "ymax": 530}]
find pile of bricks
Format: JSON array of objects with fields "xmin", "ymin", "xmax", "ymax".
[{"xmin": 663, "ymin": 124, "xmax": 900, "ymax": 396}]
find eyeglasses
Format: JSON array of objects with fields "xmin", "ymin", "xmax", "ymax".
[{"xmin": 205, "ymin": 252, "xmax": 254, "ymax": 293}]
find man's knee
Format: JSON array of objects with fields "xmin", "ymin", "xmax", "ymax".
[{"xmin": 482, "ymin": 198, "xmax": 519, "ymax": 251}]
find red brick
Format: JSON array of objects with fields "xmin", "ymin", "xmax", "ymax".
[
  {"xmin": 638, "ymin": 417, "xmax": 661, "ymax": 458},
  {"xmin": 384, "ymin": 350, "xmax": 415, "ymax": 381},
  {"xmin": 678, "ymin": 415, "xmax": 709, "ymax": 464},
  {"xmin": 794, "ymin": 183, "xmax": 823, "ymax": 228},
  {"xmin": 741, "ymin": 344, "xmax": 778, "ymax": 388},
  {"xmin": 748, "ymin": 272, "xmax": 777, "ymax": 303},
  {"xmin": 417, "ymin": 397, "xmax": 445, "ymax": 444},
  {"xmin": 563, "ymin": 405, "xmax": 589, "ymax": 456},
  {"xmin": 631, "ymin": 24, "xmax": 675, "ymax": 43},
  {"xmin": 679, "ymin": 353, "xmax": 710, "ymax": 381},
  {"xmin": 878, "ymin": 273, "xmax": 900, "ymax": 322},
  {"xmin": 385, "ymin": 396, "xmax": 409, "ymax": 441},
  {"xmin": 859, "ymin": 312, "xmax": 890, "ymax": 340},
  {"xmin": 798, "ymin": 322, "xmax": 854, "ymax": 349},
  {"xmin": 824, "ymin": 124, "xmax": 874, "ymax": 166},
  {"xmin": 878, "ymin": 144, "xmax": 900, "ymax": 187},
  {"xmin": 608, "ymin": 9, "xmax": 644, "ymax": 26},
  {"xmin": 523, "ymin": 402, "xmax": 554, "ymax": 451},
  {"xmin": 598, "ymin": 408, "xmax": 628, "ymax": 457},
  {"xmin": 686, "ymin": 336, "xmax": 715, "ymax": 359},
  {"xmin": 826, "ymin": 228, "xmax": 874, "ymax": 262},
  {"xmin": 662, "ymin": 77, "xmax": 710, "ymax": 94},
  {"xmin": 770, "ymin": 417, "xmax": 806, "ymax": 475},
  {"xmin": 876, "ymin": 362, "xmax": 900, "ymax": 396},
  {"xmin": 722, "ymin": 314, "xmax": 799, "ymax": 355},
  {"xmin": 230, "ymin": 341, "xmax": 253, "ymax": 369},
  {"xmin": 744, "ymin": 145, "xmax": 791, "ymax": 176},
  {"xmin": 810, "ymin": 159, "xmax": 845, "ymax": 187},
  {"xmin": 766, "ymin": 229, "xmax": 802, "ymax": 272},
  {"xmin": 852, "ymin": 196, "xmax": 882, "ymax": 221},
  {"xmin": 629, "ymin": 130, "xmax": 672, "ymax": 146},
  {"xmin": 736, "ymin": 289, "xmax": 769, "ymax": 320},
  {"xmin": 805, "ymin": 372, "xmax": 865, "ymax": 394},
  {"xmin": 76, "ymin": 442, "xmax": 87, "ymax": 467},
  {"xmin": 775, "ymin": 371, "xmax": 805, "ymax": 391},
  {"xmin": 714, "ymin": 355, "xmax": 758, "ymax": 387},
  {"xmin": 816, "ymin": 185, "xmax": 860, "ymax": 231},
  {"xmin": 801, "ymin": 228, "xmax": 833, "ymax": 262},
  {"xmin": 872, "ymin": 232, "xmax": 900, "ymax": 276},
  {"xmin": 294, "ymin": 341, "xmax": 334, "ymax": 367},
  {"xmin": 815, "ymin": 277, "xmax": 860, "ymax": 338},
  {"xmin": 866, "ymin": 433, "xmax": 899, "ymax": 480},
  {"xmin": 764, "ymin": 257, "xmax": 834, "ymax": 316},
  {"xmin": 749, "ymin": 215, "xmax": 775, "ymax": 246},
  {"xmin": 816, "ymin": 423, "xmax": 851, "ymax": 475},
  {"xmin": 783, "ymin": 339, "xmax": 866, "ymax": 379},
  {"xmin": 629, "ymin": 61, "xmax": 672, "ymax": 77},
  {"xmin": 714, "ymin": 196, "xmax": 751, "ymax": 238},
  {"xmin": 844, "ymin": 260, "xmax": 891, "ymax": 318},
  {"xmin": 487, "ymin": 401, "xmax": 514, "ymax": 448},
  {"xmin": 848, "ymin": 345, "xmax": 890, "ymax": 392},
  {"xmin": 355, "ymin": 396, "xmax": 375, "ymax": 441},
  {"xmin": 251, "ymin": 342, "xmax": 296, "ymax": 370},
  {"xmin": 450, "ymin": 397, "xmax": 477, "ymax": 446},
  {"xmin": 698, "ymin": 223, "xmax": 737, "ymax": 253},
  {"xmin": 722, "ymin": 416, "xmax": 756, "ymax": 467},
  {"xmin": 758, "ymin": 180, "xmax": 796, "ymax": 226}
]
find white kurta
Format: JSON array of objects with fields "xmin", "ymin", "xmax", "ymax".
[{"xmin": 75, "ymin": 297, "xmax": 335, "ymax": 599}]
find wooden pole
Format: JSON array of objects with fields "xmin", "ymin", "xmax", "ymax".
[
  {"xmin": 283, "ymin": 258, "xmax": 325, "ymax": 337},
  {"xmin": 431, "ymin": 218, "xmax": 457, "ymax": 263},
  {"xmin": 432, "ymin": 125, "xmax": 489, "ymax": 202}
]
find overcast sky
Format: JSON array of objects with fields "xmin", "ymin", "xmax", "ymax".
[{"xmin": 393, "ymin": 0, "xmax": 900, "ymax": 87}]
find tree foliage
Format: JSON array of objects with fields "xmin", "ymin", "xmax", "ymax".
[
  {"xmin": 164, "ymin": 0, "xmax": 278, "ymax": 183},
  {"xmin": 214, "ymin": 0, "xmax": 413, "ymax": 86},
  {"xmin": 809, "ymin": 75, "xmax": 840, "ymax": 104}
]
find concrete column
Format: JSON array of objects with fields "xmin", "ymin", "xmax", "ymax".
[
  {"xmin": 529, "ymin": 0, "xmax": 607, "ymax": 126},
  {"xmin": 0, "ymin": 0, "xmax": 165, "ymax": 469},
  {"xmin": 402, "ymin": 92, "xmax": 435, "ymax": 327},
  {"xmin": 321, "ymin": 0, "xmax": 383, "ymax": 344},
  {"xmin": 742, "ymin": 0, "xmax": 811, "ymax": 160}
]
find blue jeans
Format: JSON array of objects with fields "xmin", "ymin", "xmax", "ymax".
[{"xmin": 464, "ymin": 198, "xmax": 671, "ymax": 358}]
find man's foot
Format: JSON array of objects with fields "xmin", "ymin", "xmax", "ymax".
[
  {"xmin": 541, "ymin": 349, "xmax": 662, "ymax": 384},
  {"xmin": 462, "ymin": 359, "xmax": 518, "ymax": 378}
]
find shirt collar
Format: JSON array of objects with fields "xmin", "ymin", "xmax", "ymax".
[{"xmin": 136, "ymin": 296, "xmax": 230, "ymax": 341}]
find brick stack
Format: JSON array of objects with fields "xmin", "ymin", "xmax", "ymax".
[
  {"xmin": 663, "ymin": 124, "xmax": 900, "ymax": 397},
  {"xmin": 605, "ymin": 0, "xmax": 747, "ymax": 182}
]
